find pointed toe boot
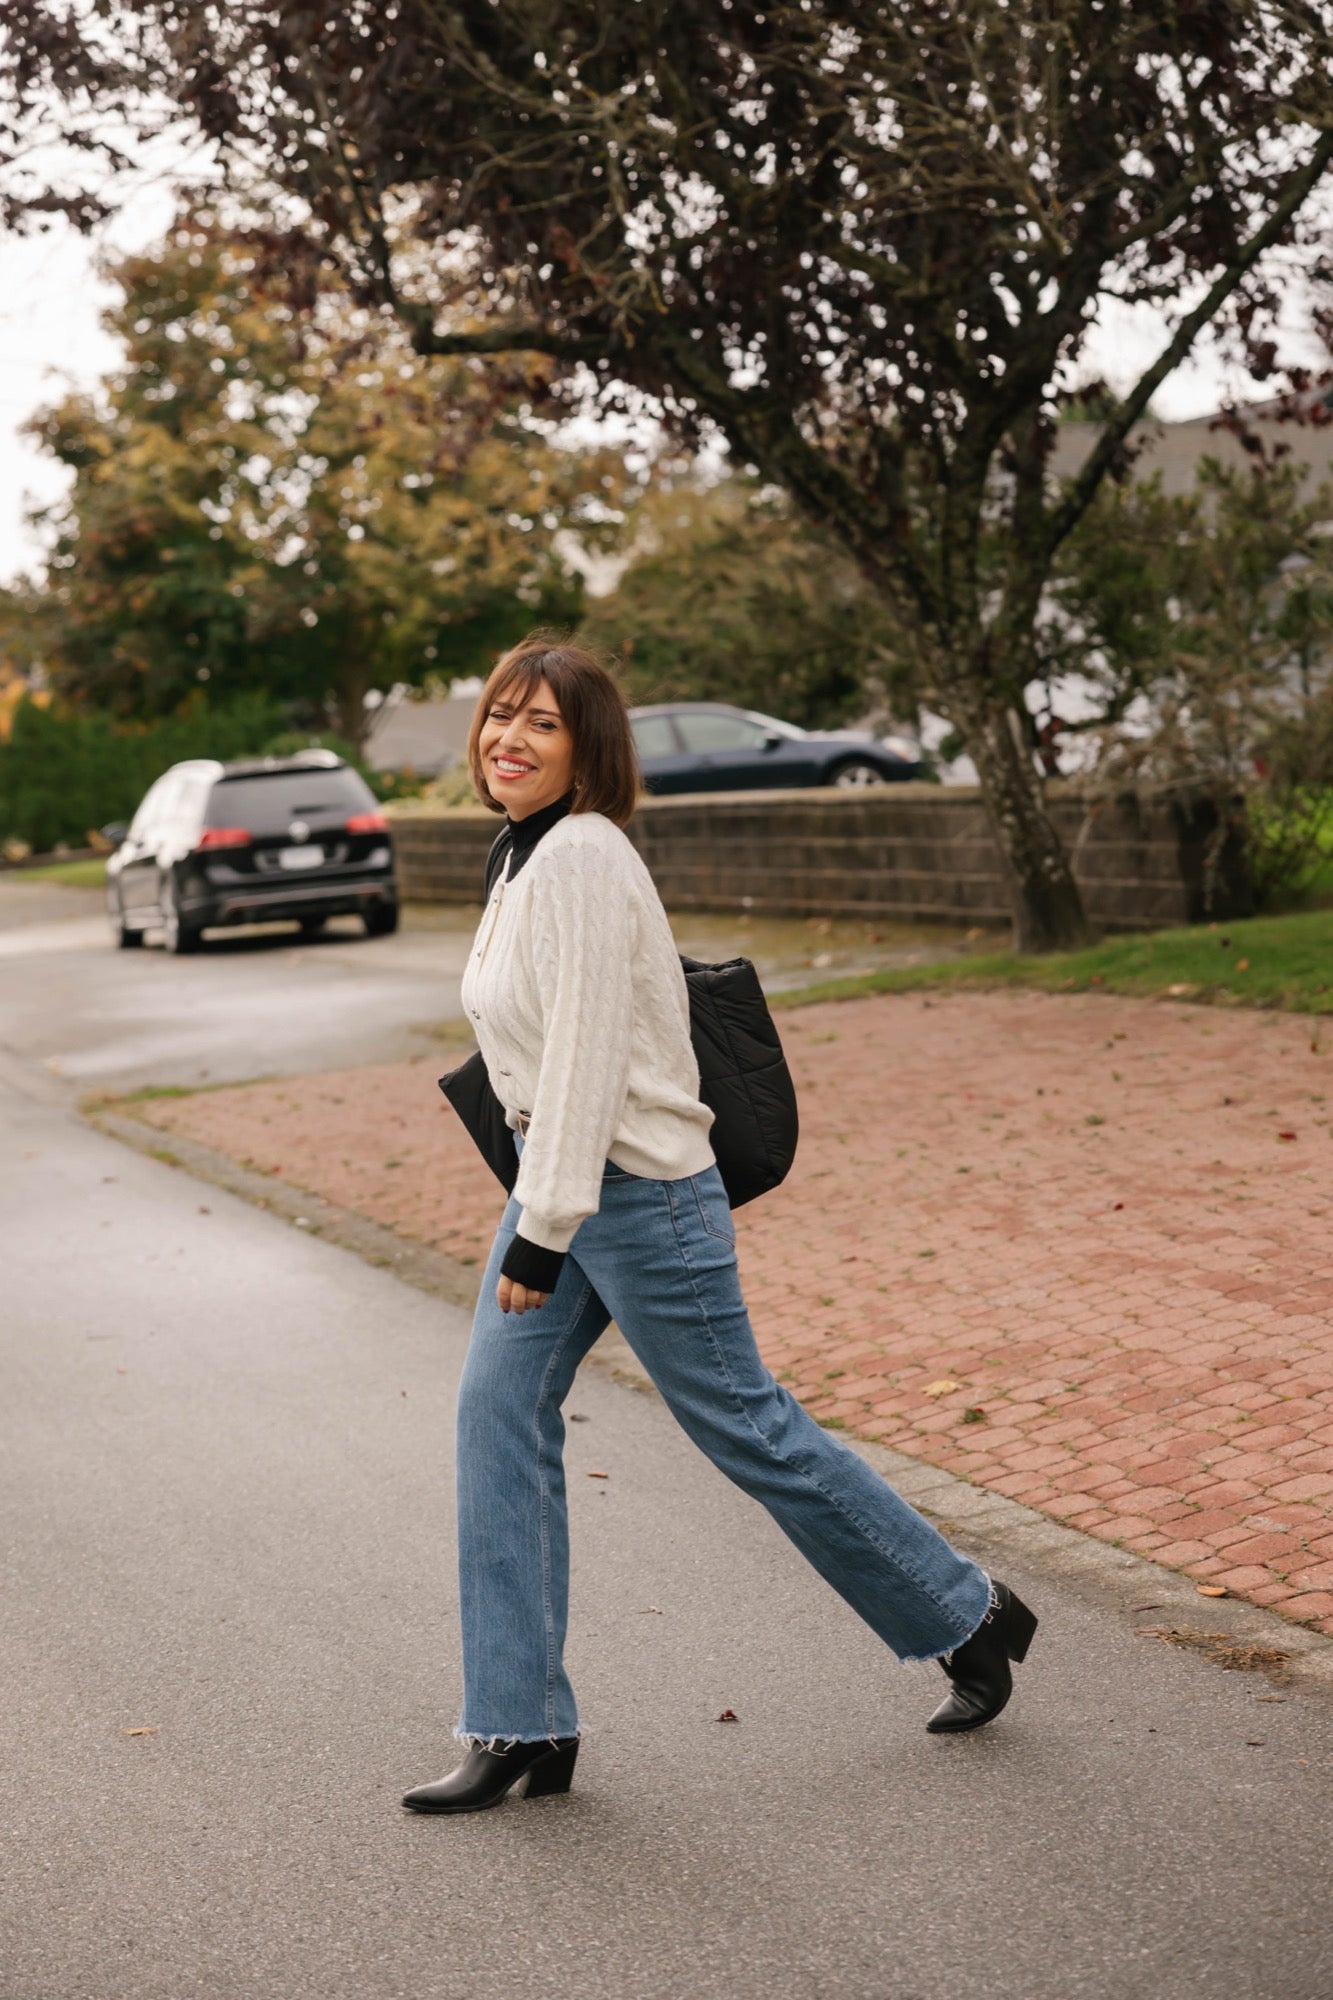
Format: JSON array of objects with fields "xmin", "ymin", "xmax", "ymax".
[
  {"xmin": 402, "ymin": 1735, "xmax": 579, "ymax": 1814},
  {"xmin": 926, "ymin": 1581, "xmax": 1038, "ymax": 1735}
]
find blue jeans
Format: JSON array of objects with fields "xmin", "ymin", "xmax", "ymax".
[{"xmin": 454, "ymin": 1157, "xmax": 991, "ymax": 1742}]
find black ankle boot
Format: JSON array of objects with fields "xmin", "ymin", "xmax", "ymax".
[
  {"xmin": 402, "ymin": 1736, "xmax": 579, "ymax": 1814},
  {"xmin": 926, "ymin": 1582, "xmax": 1038, "ymax": 1735}
]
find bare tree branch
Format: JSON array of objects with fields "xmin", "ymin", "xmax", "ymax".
[{"xmin": 1044, "ymin": 130, "xmax": 1333, "ymax": 558}]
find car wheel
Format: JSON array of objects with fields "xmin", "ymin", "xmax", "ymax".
[
  {"xmin": 362, "ymin": 900, "xmax": 399, "ymax": 938},
  {"xmin": 159, "ymin": 876, "xmax": 202, "ymax": 956},
  {"xmin": 829, "ymin": 758, "xmax": 889, "ymax": 788},
  {"xmin": 110, "ymin": 896, "xmax": 143, "ymax": 949}
]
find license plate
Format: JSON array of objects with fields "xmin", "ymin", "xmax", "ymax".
[{"xmin": 278, "ymin": 845, "xmax": 324, "ymax": 870}]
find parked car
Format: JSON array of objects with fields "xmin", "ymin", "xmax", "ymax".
[
  {"xmin": 103, "ymin": 751, "xmax": 399, "ymax": 954},
  {"xmin": 628, "ymin": 703, "xmax": 923, "ymax": 794}
]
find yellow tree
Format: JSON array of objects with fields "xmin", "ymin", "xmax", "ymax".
[{"xmin": 26, "ymin": 215, "xmax": 626, "ymax": 746}]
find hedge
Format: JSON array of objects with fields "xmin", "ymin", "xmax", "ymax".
[{"xmin": 0, "ymin": 696, "xmax": 290, "ymax": 853}]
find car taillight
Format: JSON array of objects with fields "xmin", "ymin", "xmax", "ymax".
[
  {"xmin": 345, "ymin": 810, "xmax": 389, "ymax": 833},
  {"xmin": 197, "ymin": 826, "xmax": 252, "ymax": 850}
]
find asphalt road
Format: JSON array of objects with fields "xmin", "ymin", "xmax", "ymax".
[
  {"xmin": 3, "ymin": 880, "xmax": 1332, "ymax": 2000},
  {"xmin": 0, "ymin": 879, "xmax": 477, "ymax": 1093}
]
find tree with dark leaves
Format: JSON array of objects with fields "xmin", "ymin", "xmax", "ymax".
[{"xmin": 5, "ymin": 1, "xmax": 1332, "ymax": 944}]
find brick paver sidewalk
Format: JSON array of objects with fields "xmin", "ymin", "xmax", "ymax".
[{"xmin": 137, "ymin": 989, "xmax": 1333, "ymax": 1632}]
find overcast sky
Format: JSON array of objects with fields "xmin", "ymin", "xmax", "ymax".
[{"xmin": 0, "ymin": 200, "xmax": 1322, "ymax": 588}]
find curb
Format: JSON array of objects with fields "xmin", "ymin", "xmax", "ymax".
[{"xmin": 89, "ymin": 1100, "xmax": 1333, "ymax": 1705}]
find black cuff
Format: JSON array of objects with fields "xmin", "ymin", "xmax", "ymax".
[{"xmin": 501, "ymin": 1234, "xmax": 567, "ymax": 1294}]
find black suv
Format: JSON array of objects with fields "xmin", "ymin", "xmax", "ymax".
[{"xmin": 105, "ymin": 751, "xmax": 399, "ymax": 953}]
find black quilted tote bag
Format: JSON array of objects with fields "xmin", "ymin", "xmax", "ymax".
[
  {"xmin": 678, "ymin": 954, "xmax": 799, "ymax": 1208},
  {"xmin": 441, "ymin": 954, "xmax": 798, "ymax": 1208},
  {"xmin": 438, "ymin": 1048, "xmax": 520, "ymax": 1195}
]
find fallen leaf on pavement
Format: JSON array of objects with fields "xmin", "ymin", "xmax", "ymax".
[
  {"xmin": 639, "ymin": 1606, "xmax": 663, "ymax": 1615},
  {"xmin": 122, "ymin": 1726, "xmax": 156, "ymax": 1737},
  {"xmin": 587, "ymin": 1470, "xmax": 609, "ymax": 1479},
  {"xmin": 923, "ymin": 1379, "xmax": 960, "ymax": 1397},
  {"xmin": 1277, "ymin": 1131, "xmax": 1297, "ymax": 1142},
  {"xmin": 1197, "ymin": 1584, "xmax": 1229, "ymax": 1598},
  {"xmin": 961, "ymin": 1408, "xmax": 987, "ymax": 1424},
  {"xmin": 716, "ymin": 1709, "xmax": 739, "ymax": 1723}
]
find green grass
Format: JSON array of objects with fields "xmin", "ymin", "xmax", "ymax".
[
  {"xmin": 8, "ymin": 857, "xmax": 108, "ymax": 888},
  {"xmin": 774, "ymin": 908, "xmax": 1333, "ymax": 1016}
]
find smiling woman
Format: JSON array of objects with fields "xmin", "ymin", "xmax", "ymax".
[
  {"xmin": 466, "ymin": 638, "xmax": 639, "ymax": 827},
  {"xmin": 403, "ymin": 632, "xmax": 1036, "ymax": 1819}
]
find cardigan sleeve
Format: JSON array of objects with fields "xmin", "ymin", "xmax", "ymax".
[{"xmin": 508, "ymin": 833, "xmax": 636, "ymax": 1257}]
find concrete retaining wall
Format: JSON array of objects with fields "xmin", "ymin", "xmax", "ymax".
[{"xmin": 392, "ymin": 785, "xmax": 1251, "ymax": 931}]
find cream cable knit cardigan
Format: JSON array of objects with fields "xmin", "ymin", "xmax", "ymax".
[{"xmin": 460, "ymin": 810, "xmax": 717, "ymax": 1256}]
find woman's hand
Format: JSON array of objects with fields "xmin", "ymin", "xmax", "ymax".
[{"xmin": 496, "ymin": 1275, "xmax": 550, "ymax": 1316}]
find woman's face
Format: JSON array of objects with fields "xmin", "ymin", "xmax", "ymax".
[{"xmin": 478, "ymin": 677, "xmax": 576, "ymax": 819}]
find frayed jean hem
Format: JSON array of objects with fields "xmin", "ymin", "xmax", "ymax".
[
  {"xmin": 453, "ymin": 1727, "xmax": 581, "ymax": 1751},
  {"xmin": 896, "ymin": 1573, "xmax": 997, "ymax": 1666}
]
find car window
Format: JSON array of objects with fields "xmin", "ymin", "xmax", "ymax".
[
  {"xmin": 744, "ymin": 710, "xmax": 805, "ymax": 739},
  {"xmin": 675, "ymin": 712, "xmax": 768, "ymax": 753},
  {"xmin": 206, "ymin": 767, "xmax": 377, "ymax": 833},
  {"xmin": 137, "ymin": 774, "xmax": 187, "ymax": 841},
  {"xmin": 631, "ymin": 715, "xmax": 679, "ymax": 759},
  {"xmin": 166, "ymin": 773, "xmax": 208, "ymax": 839}
]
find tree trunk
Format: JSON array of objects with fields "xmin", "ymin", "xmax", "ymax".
[
  {"xmin": 332, "ymin": 660, "xmax": 371, "ymax": 757},
  {"xmin": 959, "ymin": 695, "xmax": 1092, "ymax": 953}
]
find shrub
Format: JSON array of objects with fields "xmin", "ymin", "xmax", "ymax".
[{"xmin": 0, "ymin": 695, "xmax": 287, "ymax": 853}]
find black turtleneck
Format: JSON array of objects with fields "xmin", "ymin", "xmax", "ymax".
[
  {"xmin": 484, "ymin": 790, "xmax": 574, "ymax": 901},
  {"xmin": 485, "ymin": 791, "xmax": 576, "ymax": 1298}
]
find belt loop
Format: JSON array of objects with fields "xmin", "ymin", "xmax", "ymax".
[{"xmin": 516, "ymin": 1110, "xmax": 531, "ymax": 1137}]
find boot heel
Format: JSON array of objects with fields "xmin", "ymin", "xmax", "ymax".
[
  {"xmin": 522, "ymin": 1739, "xmax": 579, "ymax": 1798},
  {"xmin": 1004, "ymin": 1593, "xmax": 1038, "ymax": 1663}
]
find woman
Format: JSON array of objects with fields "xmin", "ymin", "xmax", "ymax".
[{"xmin": 403, "ymin": 638, "xmax": 1037, "ymax": 1815}]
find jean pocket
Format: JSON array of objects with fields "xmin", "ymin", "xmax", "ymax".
[{"xmin": 691, "ymin": 1174, "xmax": 736, "ymax": 1246}]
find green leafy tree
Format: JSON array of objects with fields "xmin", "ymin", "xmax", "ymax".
[
  {"xmin": 23, "ymin": 216, "xmax": 623, "ymax": 746},
  {"xmin": 578, "ymin": 481, "xmax": 914, "ymax": 731}
]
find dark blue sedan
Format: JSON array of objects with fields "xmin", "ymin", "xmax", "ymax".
[{"xmin": 629, "ymin": 703, "xmax": 922, "ymax": 794}]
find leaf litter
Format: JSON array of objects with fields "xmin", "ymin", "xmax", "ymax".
[{"xmin": 1138, "ymin": 1628, "xmax": 1292, "ymax": 1682}]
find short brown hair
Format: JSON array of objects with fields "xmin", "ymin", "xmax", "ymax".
[{"xmin": 467, "ymin": 635, "xmax": 639, "ymax": 827}]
